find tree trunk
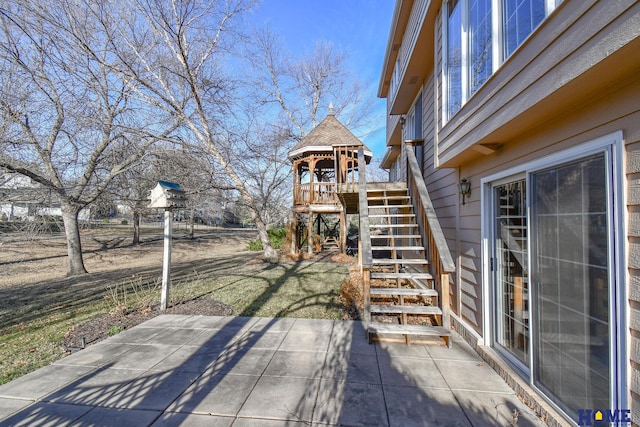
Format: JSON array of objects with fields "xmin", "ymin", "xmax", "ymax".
[
  {"xmin": 132, "ymin": 210, "xmax": 141, "ymax": 245},
  {"xmin": 61, "ymin": 204, "xmax": 88, "ymax": 276},
  {"xmin": 254, "ymin": 214, "xmax": 278, "ymax": 260},
  {"xmin": 188, "ymin": 208, "xmax": 195, "ymax": 239}
]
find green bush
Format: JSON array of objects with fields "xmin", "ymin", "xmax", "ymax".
[
  {"xmin": 267, "ymin": 227, "xmax": 287, "ymax": 249},
  {"xmin": 248, "ymin": 227, "xmax": 288, "ymax": 251},
  {"xmin": 107, "ymin": 325, "xmax": 124, "ymax": 336},
  {"xmin": 248, "ymin": 240, "xmax": 263, "ymax": 251},
  {"xmin": 120, "ymin": 219, "xmax": 128, "ymax": 225}
]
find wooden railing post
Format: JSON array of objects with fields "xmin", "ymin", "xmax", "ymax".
[
  {"xmin": 363, "ymin": 268, "xmax": 371, "ymax": 329},
  {"xmin": 440, "ymin": 273, "xmax": 450, "ymax": 330},
  {"xmin": 357, "ymin": 148, "xmax": 372, "ymax": 331}
]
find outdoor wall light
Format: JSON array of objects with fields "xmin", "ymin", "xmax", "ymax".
[
  {"xmin": 459, "ymin": 178, "xmax": 471, "ymax": 205},
  {"xmin": 399, "ymin": 116, "xmax": 406, "ymax": 126}
]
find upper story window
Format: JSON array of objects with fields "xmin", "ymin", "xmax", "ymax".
[
  {"xmin": 446, "ymin": 0, "xmax": 463, "ymax": 119},
  {"xmin": 443, "ymin": 0, "xmax": 559, "ymax": 123},
  {"xmin": 406, "ymin": 92, "xmax": 423, "ymax": 140},
  {"xmin": 469, "ymin": 0, "xmax": 493, "ymax": 93},
  {"xmin": 503, "ymin": 0, "xmax": 546, "ymax": 58},
  {"xmin": 391, "ymin": 56, "xmax": 401, "ymax": 99}
]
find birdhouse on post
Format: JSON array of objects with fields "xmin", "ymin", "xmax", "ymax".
[
  {"xmin": 148, "ymin": 180, "xmax": 187, "ymax": 311},
  {"xmin": 148, "ymin": 180, "xmax": 186, "ymax": 209}
]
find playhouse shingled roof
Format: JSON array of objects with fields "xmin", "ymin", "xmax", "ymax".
[{"xmin": 287, "ymin": 111, "xmax": 373, "ymax": 161}]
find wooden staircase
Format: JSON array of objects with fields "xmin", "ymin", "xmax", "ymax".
[{"xmin": 364, "ymin": 182, "xmax": 452, "ymax": 346}]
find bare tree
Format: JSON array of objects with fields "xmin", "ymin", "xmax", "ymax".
[
  {"xmin": 232, "ymin": 121, "xmax": 293, "ymax": 228},
  {"xmin": 0, "ymin": 1, "xmax": 177, "ymax": 275},
  {"xmin": 97, "ymin": 0, "xmax": 282, "ymax": 259},
  {"xmin": 151, "ymin": 147, "xmax": 235, "ymax": 238},
  {"xmin": 249, "ymin": 28, "xmax": 378, "ymax": 140}
]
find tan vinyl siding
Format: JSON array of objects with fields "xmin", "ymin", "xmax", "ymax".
[
  {"xmin": 445, "ymin": 74, "xmax": 639, "ymax": 422},
  {"xmin": 421, "ymin": 73, "xmax": 459, "ymax": 316},
  {"xmin": 627, "ymin": 138, "xmax": 640, "ymax": 426}
]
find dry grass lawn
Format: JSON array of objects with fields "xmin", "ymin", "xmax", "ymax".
[{"xmin": 0, "ymin": 225, "xmax": 353, "ymax": 384}]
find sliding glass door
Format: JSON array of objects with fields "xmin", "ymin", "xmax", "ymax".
[
  {"xmin": 489, "ymin": 149, "xmax": 616, "ymax": 420},
  {"xmin": 530, "ymin": 153, "xmax": 611, "ymax": 415}
]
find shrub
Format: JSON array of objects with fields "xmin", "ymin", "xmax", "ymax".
[
  {"xmin": 267, "ymin": 227, "xmax": 287, "ymax": 249},
  {"xmin": 120, "ymin": 219, "xmax": 128, "ymax": 225},
  {"xmin": 104, "ymin": 275, "xmax": 160, "ymax": 315},
  {"xmin": 248, "ymin": 240, "xmax": 263, "ymax": 251},
  {"xmin": 247, "ymin": 227, "xmax": 288, "ymax": 251},
  {"xmin": 107, "ymin": 325, "xmax": 124, "ymax": 335}
]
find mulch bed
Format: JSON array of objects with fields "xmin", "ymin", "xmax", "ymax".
[{"xmin": 62, "ymin": 299, "xmax": 233, "ymax": 351}]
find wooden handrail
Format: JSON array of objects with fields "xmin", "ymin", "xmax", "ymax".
[
  {"xmin": 405, "ymin": 141, "xmax": 454, "ymax": 329},
  {"xmin": 357, "ymin": 148, "xmax": 372, "ymax": 268},
  {"xmin": 405, "ymin": 143, "xmax": 455, "ymax": 272},
  {"xmin": 293, "ymin": 182, "xmax": 339, "ymax": 205}
]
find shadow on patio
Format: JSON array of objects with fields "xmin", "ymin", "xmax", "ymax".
[{"xmin": 0, "ymin": 312, "xmax": 545, "ymax": 426}]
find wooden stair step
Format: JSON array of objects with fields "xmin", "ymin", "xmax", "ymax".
[
  {"xmin": 370, "ymin": 272, "xmax": 433, "ymax": 280},
  {"xmin": 366, "ymin": 182, "xmax": 407, "ymax": 191},
  {"xmin": 372, "ymin": 258, "xmax": 429, "ymax": 265},
  {"xmin": 368, "ymin": 213, "xmax": 415, "ymax": 218},
  {"xmin": 371, "ymin": 305, "xmax": 442, "ymax": 315},
  {"xmin": 371, "ymin": 246, "xmax": 425, "ymax": 251},
  {"xmin": 370, "ymin": 223, "xmax": 417, "ymax": 228},
  {"xmin": 370, "ymin": 287, "xmax": 437, "ymax": 297},
  {"xmin": 370, "ymin": 234, "xmax": 422, "ymax": 240},
  {"xmin": 368, "ymin": 323, "xmax": 452, "ymax": 337},
  {"xmin": 367, "ymin": 196, "xmax": 410, "ymax": 201},
  {"xmin": 368, "ymin": 204, "xmax": 413, "ymax": 209}
]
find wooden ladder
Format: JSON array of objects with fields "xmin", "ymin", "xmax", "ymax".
[{"xmin": 365, "ymin": 183, "xmax": 451, "ymax": 346}]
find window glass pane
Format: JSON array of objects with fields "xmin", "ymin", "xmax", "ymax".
[
  {"xmin": 469, "ymin": 0, "xmax": 492, "ymax": 94},
  {"xmin": 531, "ymin": 153, "xmax": 610, "ymax": 419},
  {"xmin": 414, "ymin": 93, "xmax": 422, "ymax": 139},
  {"xmin": 494, "ymin": 179, "xmax": 529, "ymax": 366},
  {"xmin": 503, "ymin": 0, "xmax": 546, "ymax": 58},
  {"xmin": 447, "ymin": 0, "xmax": 462, "ymax": 119}
]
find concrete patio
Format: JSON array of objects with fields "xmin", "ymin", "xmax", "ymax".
[{"xmin": 0, "ymin": 316, "xmax": 546, "ymax": 426}]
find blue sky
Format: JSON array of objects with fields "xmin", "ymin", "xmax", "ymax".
[{"xmin": 247, "ymin": 0, "xmax": 395, "ymax": 159}]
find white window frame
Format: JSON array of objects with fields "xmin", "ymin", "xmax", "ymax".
[
  {"xmin": 480, "ymin": 131, "xmax": 627, "ymax": 424},
  {"xmin": 441, "ymin": 0, "xmax": 560, "ymax": 126}
]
